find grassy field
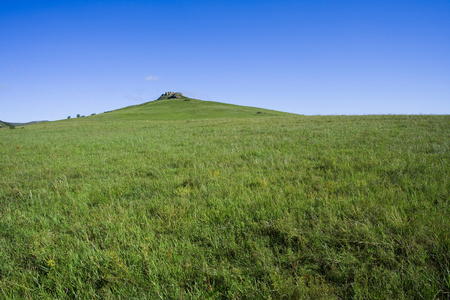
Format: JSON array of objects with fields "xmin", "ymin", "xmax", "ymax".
[{"xmin": 0, "ymin": 98, "xmax": 449, "ymax": 299}]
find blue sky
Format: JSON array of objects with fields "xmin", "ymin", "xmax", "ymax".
[{"xmin": 1, "ymin": 0, "xmax": 449, "ymax": 122}]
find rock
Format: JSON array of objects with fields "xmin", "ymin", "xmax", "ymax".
[{"xmin": 157, "ymin": 92, "xmax": 184, "ymax": 100}]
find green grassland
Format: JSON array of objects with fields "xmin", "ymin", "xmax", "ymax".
[{"xmin": 0, "ymin": 98, "xmax": 449, "ymax": 299}]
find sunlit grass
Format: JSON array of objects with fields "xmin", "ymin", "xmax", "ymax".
[{"xmin": 0, "ymin": 108, "xmax": 449, "ymax": 298}]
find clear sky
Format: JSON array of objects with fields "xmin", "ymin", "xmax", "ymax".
[{"xmin": 1, "ymin": 0, "xmax": 449, "ymax": 122}]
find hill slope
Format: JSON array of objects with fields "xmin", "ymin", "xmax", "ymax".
[
  {"xmin": 93, "ymin": 97, "xmax": 295, "ymax": 121},
  {"xmin": 0, "ymin": 120, "xmax": 14, "ymax": 128}
]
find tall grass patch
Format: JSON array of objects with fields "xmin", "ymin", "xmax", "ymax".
[{"xmin": 0, "ymin": 114, "xmax": 449, "ymax": 298}]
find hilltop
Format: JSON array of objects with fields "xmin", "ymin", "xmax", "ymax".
[
  {"xmin": 90, "ymin": 93, "xmax": 295, "ymax": 121},
  {"xmin": 156, "ymin": 91, "xmax": 184, "ymax": 100}
]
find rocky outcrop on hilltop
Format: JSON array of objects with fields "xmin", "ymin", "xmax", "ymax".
[{"xmin": 157, "ymin": 92, "xmax": 184, "ymax": 100}]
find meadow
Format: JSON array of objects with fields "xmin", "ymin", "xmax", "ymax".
[{"xmin": 0, "ymin": 99, "xmax": 449, "ymax": 299}]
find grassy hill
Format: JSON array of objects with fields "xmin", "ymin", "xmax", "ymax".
[
  {"xmin": 0, "ymin": 98, "xmax": 449, "ymax": 299},
  {"xmin": 92, "ymin": 97, "xmax": 295, "ymax": 121}
]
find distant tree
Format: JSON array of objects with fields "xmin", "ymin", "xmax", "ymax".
[
  {"xmin": 77, "ymin": 114, "xmax": 80, "ymax": 118},
  {"xmin": 67, "ymin": 116, "xmax": 71, "ymax": 119}
]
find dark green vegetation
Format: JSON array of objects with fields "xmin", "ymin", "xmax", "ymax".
[
  {"xmin": 0, "ymin": 98, "xmax": 449, "ymax": 299},
  {"xmin": 0, "ymin": 120, "xmax": 15, "ymax": 129}
]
